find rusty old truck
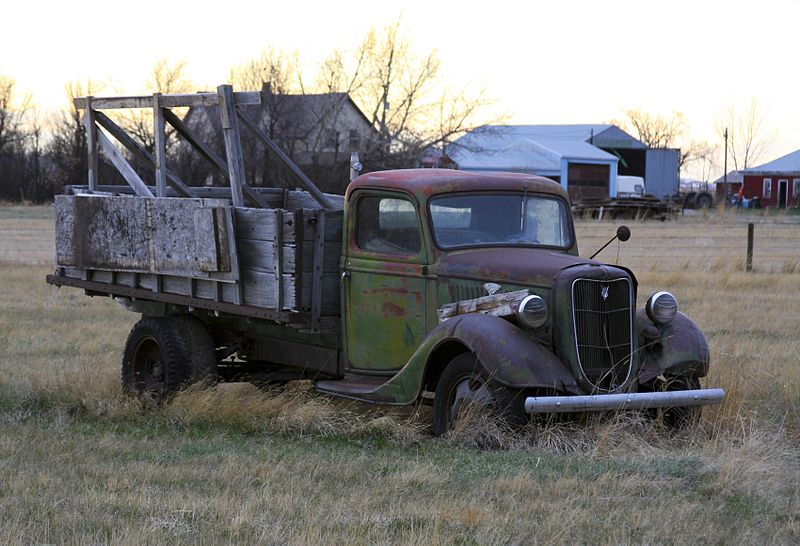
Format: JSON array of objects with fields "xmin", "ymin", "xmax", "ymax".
[{"xmin": 47, "ymin": 87, "xmax": 724, "ymax": 434}]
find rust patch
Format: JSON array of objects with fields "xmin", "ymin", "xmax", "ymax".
[{"xmin": 381, "ymin": 302, "xmax": 406, "ymax": 317}]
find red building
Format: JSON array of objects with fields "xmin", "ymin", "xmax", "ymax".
[{"xmin": 742, "ymin": 150, "xmax": 800, "ymax": 208}]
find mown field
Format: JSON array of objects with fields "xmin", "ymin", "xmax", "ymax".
[{"xmin": 0, "ymin": 205, "xmax": 798, "ymax": 544}]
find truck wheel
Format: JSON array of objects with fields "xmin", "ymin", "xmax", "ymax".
[
  {"xmin": 695, "ymin": 193, "xmax": 713, "ymax": 209},
  {"xmin": 171, "ymin": 314, "xmax": 218, "ymax": 386},
  {"xmin": 122, "ymin": 317, "xmax": 191, "ymax": 399},
  {"xmin": 654, "ymin": 376, "xmax": 702, "ymax": 430},
  {"xmin": 432, "ymin": 353, "xmax": 527, "ymax": 436}
]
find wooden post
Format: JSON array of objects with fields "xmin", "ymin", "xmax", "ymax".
[
  {"xmin": 311, "ymin": 212, "xmax": 326, "ymax": 333},
  {"xmin": 152, "ymin": 93, "xmax": 167, "ymax": 197},
  {"xmin": 217, "ymin": 84, "xmax": 246, "ymax": 208},
  {"xmin": 84, "ymin": 96, "xmax": 99, "ymax": 192},
  {"xmin": 746, "ymin": 223, "xmax": 754, "ymax": 272}
]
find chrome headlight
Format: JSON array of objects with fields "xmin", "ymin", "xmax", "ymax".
[
  {"xmin": 517, "ymin": 294, "xmax": 548, "ymax": 329},
  {"xmin": 646, "ymin": 291, "xmax": 678, "ymax": 325}
]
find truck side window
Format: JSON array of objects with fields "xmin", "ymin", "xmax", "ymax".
[{"xmin": 356, "ymin": 196, "xmax": 421, "ymax": 255}]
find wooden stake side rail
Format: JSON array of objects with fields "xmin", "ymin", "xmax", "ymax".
[
  {"xmin": 73, "ymin": 84, "xmax": 336, "ymax": 210},
  {"xmin": 73, "ymin": 91, "xmax": 262, "ymax": 110}
]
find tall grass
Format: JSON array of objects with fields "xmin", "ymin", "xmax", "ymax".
[{"xmin": 0, "ymin": 205, "xmax": 798, "ymax": 543}]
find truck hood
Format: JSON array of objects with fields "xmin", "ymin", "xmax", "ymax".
[{"xmin": 435, "ymin": 248, "xmax": 599, "ymax": 288}]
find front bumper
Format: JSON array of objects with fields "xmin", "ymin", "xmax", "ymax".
[{"xmin": 524, "ymin": 388, "xmax": 725, "ymax": 414}]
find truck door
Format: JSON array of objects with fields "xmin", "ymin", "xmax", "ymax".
[{"xmin": 343, "ymin": 191, "xmax": 427, "ymax": 372}]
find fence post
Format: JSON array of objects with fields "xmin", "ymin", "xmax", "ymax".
[{"xmin": 746, "ymin": 223, "xmax": 754, "ymax": 272}]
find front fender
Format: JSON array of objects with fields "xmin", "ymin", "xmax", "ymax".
[
  {"xmin": 637, "ymin": 310, "xmax": 710, "ymax": 384},
  {"xmin": 370, "ymin": 313, "xmax": 579, "ymax": 405}
]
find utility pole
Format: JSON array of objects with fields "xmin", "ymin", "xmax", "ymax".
[{"xmin": 723, "ymin": 128, "xmax": 729, "ymax": 202}]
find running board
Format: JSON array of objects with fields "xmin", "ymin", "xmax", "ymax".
[
  {"xmin": 524, "ymin": 388, "xmax": 725, "ymax": 414},
  {"xmin": 315, "ymin": 374, "xmax": 390, "ymax": 402}
]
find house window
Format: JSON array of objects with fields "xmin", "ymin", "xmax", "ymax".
[
  {"xmin": 763, "ymin": 178, "xmax": 772, "ymax": 199},
  {"xmin": 349, "ymin": 129, "xmax": 360, "ymax": 150},
  {"xmin": 324, "ymin": 129, "xmax": 339, "ymax": 149},
  {"xmin": 793, "ymin": 179, "xmax": 800, "ymax": 197}
]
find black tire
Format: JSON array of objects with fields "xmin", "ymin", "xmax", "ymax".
[
  {"xmin": 652, "ymin": 376, "xmax": 702, "ymax": 430},
  {"xmin": 432, "ymin": 353, "xmax": 527, "ymax": 436},
  {"xmin": 171, "ymin": 314, "xmax": 218, "ymax": 386},
  {"xmin": 121, "ymin": 315, "xmax": 217, "ymax": 400},
  {"xmin": 696, "ymin": 193, "xmax": 713, "ymax": 209}
]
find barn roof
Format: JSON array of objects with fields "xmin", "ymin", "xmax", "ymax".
[
  {"xmin": 450, "ymin": 125, "xmax": 620, "ymax": 174},
  {"xmin": 744, "ymin": 149, "xmax": 800, "ymax": 174}
]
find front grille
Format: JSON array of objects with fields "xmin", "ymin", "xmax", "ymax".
[{"xmin": 572, "ymin": 278, "xmax": 633, "ymax": 391}]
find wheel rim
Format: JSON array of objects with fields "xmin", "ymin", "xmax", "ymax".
[
  {"xmin": 447, "ymin": 374, "xmax": 495, "ymax": 426},
  {"xmin": 132, "ymin": 336, "xmax": 165, "ymax": 395}
]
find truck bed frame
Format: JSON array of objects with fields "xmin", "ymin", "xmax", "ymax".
[{"xmin": 47, "ymin": 86, "xmax": 346, "ymax": 334}]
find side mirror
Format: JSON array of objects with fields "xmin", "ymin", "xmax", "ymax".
[{"xmin": 590, "ymin": 225, "xmax": 631, "ymax": 259}]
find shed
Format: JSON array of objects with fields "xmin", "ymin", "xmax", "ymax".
[
  {"xmin": 449, "ymin": 124, "xmax": 680, "ymax": 201},
  {"xmin": 741, "ymin": 150, "xmax": 800, "ymax": 208}
]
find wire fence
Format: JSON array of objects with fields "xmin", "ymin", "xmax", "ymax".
[
  {"xmin": 2, "ymin": 208, "xmax": 799, "ymax": 274},
  {"xmin": 577, "ymin": 216, "xmax": 800, "ymax": 273}
]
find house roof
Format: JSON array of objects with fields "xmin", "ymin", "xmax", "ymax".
[
  {"xmin": 713, "ymin": 170, "xmax": 744, "ymax": 184},
  {"xmin": 183, "ymin": 91, "xmax": 373, "ymax": 139},
  {"xmin": 744, "ymin": 149, "xmax": 800, "ymax": 174},
  {"xmin": 450, "ymin": 126, "xmax": 619, "ymax": 174}
]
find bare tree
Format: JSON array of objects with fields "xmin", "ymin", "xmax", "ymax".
[
  {"xmin": 47, "ymin": 79, "xmax": 106, "ymax": 191},
  {"xmin": 0, "ymin": 76, "xmax": 31, "ymax": 153},
  {"xmin": 683, "ymin": 140, "xmax": 719, "ymax": 182},
  {"xmin": 319, "ymin": 19, "xmax": 498, "ymax": 169},
  {"xmin": 715, "ymin": 99, "xmax": 773, "ymax": 171}
]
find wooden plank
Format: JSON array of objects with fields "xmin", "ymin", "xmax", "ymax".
[
  {"xmin": 217, "ymin": 85, "xmax": 246, "ymax": 207},
  {"xmin": 235, "ymin": 269, "xmax": 339, "ymax": 311},
  {"xmin": 311, "ymin": 212, "xmax": 326, "ymax": 331},
  {"xmin": 94, "ymin": 112, "xmax": 196, "ymax": 198},
  {"xmin": 84, "ymin": 97, "xmax": 98, "ymax": 192},
  {"xmin": 286, "ymin": 190, "xmax": 344, "ymax": 211},
  {"xmin": 152, "ymin": 94, "xmax": 167, "ymax": 197},
  {"xmin": 74, "ymin": 91, "xmax": 261, "ymax": 110},
  {"xmin": 438, "ymin": 289, "xmax": 531, "ymax": 323},
  {"xmin": 56, "ymin": 195, "xmax": 238, "ymax": 279},
  {"xmin": 54, "ymin": 196, "xmax": 76, "ymax": 266},
  {"xmin": 48, "ymin": 272, "xmax": 306, "ymax": 324},
  {"xmin": 97, "ymin": 130, "xmax": 154, "ymax": 197},
  {"xmin": 236, "ymin": 240, "xmax": 338, "ymax": 274},
  {"xmin": 273, "ymin": 210, "xmax": 284, "ymax": 309},
  {"xmin": 234, "ymin": 208, "xmax": 342, "ymax": 243},
  {"xmin": 236, "ymin": 108, "xmax": 334, "ymax": 210}
]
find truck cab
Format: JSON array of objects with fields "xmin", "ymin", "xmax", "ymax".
[{"xmin": 317, "ymin": 170, "xmax": 722, "ymax": 433}]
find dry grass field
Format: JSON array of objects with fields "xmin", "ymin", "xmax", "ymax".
[{"xmin": 0, "ymin": 205, "xmax": 798, "ymax": 544}]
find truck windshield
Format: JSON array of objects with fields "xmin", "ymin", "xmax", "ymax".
[{"xmin": 429, "ymin": 193, "xmax": 572, "ymax": 249}]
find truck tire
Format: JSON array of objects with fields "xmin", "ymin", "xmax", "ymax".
[
  {"xmin": 651, "ymin": 376, "xmax": 702, "ymax": 430},
  {"xmin": 432, "ymin": 353, "xmax": 527, "ymax": 436},
  {"xmin": 695, "ymin": 192, "xmax": 713, "ymax": 209},
  {"xmin": 171, "ymin": 314, "xmax": 218, "ymax": 386},
  {"xmin": 121, "ymin": 315, "xmax": 216, "ymax": 400}
]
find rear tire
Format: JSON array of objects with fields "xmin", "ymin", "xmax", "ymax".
[
  {"xmin": 432, "ymin": 353, "xmax": 527, "ymax": 436},
  {"xmin": 121, "ymin": 315, "xmax": 217, "ymax": 400},
  {"xmin": 171, "ymin": 314, "xmax": 218, "ymax": 386}
]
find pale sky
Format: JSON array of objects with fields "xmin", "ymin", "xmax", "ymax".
[{"xmin": 3, "ymin": 0, "xmax": 798, "ymax": 178}]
